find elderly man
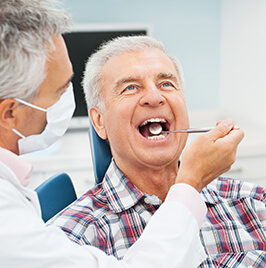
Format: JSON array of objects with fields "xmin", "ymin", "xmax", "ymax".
[
  {"xmin": 0, "ymin": 1, "xmax": 240, "ymax": 267},
  {"xmin": 48, "ymin": 35, "xmax": 261, "ymax": 266}
]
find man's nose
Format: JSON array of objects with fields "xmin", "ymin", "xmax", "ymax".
[{"xmin": 139, "ymin": 84, "xmax": 166, "ymax": 107}]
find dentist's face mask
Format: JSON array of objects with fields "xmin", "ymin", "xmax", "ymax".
[{"xmin": 12, "ymin": 83, "xmax": 76, "ymax": 155}]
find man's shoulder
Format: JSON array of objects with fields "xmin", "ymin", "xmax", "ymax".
[
  {"xmin": 201, "ymin": 177, "xmax": 266, "ymax": 204},
  {"xmin": 49, "ymin": 183, "xmax": 111, "ymax": 226}
]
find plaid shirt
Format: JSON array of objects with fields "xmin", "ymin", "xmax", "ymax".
[{"xmin": 49, "ymin": 160, "xmax": 266, "ymax": 267}]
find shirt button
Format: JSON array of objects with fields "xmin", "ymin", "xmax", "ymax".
[
  {"xmin": 144, "ymin": 197, "xmax": 150, "ymax": 204},
  {"xmin": 144, "ymin": 195, "xmax": 161, "ymax": 205}
]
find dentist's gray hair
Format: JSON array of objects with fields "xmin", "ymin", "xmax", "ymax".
[
  {"xmin": 0, "ymin": 0, "xmax": 72, "ymax": 101},
  {"xmin": 82, "ymin": 35, "xmax": 184, "ymax": 110}
]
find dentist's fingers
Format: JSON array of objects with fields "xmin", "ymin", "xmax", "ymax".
[
  {"xmin": 208, "ymin": 118, "xmax": 244, "ymax": 150},
  {"xmin": 175, "ymin": 118, "xmax": 244, "ymax": 193},
  {"xmin": 205, "ymin": 118, "xmax": 236, "ymax": 141}
]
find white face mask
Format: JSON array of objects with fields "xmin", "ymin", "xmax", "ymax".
[{"xmin": 12, "ymin": 83, "xmax": 76, "ymax": 155}]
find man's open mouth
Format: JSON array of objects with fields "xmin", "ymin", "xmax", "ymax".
[{"xmin": 138, "ymin": 118, "xmax": 170, "ymax": 140}]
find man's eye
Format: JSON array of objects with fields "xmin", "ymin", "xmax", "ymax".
[
  {"xmin": 120, "ymin": 84, "xmax": 138, "ymax": 95},
  {"xmin": 161, "ymin": 82, "xmax": 172, "ymax": 87},
  {"xmin": 126, "ymin": 85, "xmax": 137, "ymax": 91},
  {"xmin": 160, "ymin": 81, "xmax": 180, "ymax": 90}
]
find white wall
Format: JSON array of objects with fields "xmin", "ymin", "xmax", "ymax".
[
  {"xmin": 218, "ymin": 0, "xmax": 266, "ymax": 187},
  {"xmin": 221, "ymin": 0, "xmax": 266, "ymax": 141}
]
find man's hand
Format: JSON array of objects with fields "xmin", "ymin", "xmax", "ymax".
[{"xmin": 176, "ymin": 118, "xmax": 244, "ymax": 192}]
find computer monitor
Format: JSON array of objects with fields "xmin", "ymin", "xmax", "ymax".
[{"xmin": 64, "ymin": 24, "xmax": 149, "ymax": 129}]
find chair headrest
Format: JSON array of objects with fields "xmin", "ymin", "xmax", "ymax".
[
  {"xmin": 35, "ymin": 173, "xmax": 77, "ymax": 222},
  {"xmin": 88, "ymin": 118, "xmax": 112, "ymax": 184}
]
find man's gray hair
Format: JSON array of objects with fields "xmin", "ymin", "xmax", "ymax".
[
  {"xmin": 82, "ymin": 35, "xmax": 185, "ymax": 110},
  {"xmin": 0, "ymin": 0, "xmax": 72, "ymax": 101}
]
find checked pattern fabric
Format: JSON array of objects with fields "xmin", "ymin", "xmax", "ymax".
[{"xmin": 49, "ymin": 160, "xmax": 266, "ymax": 267}]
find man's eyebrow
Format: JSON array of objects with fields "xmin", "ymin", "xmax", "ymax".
[
  {"xmin": 114, "ymin": 76, "xmax": 141, "ymax": 88},
  {"xmin": 114, "ymin": 73, "xmax": 180, "ymax": 88},
  {"xmin": 157, "ymin": 72, "xmax": 179, "ymax": 82},
  {"xmin": 57, "ymin": 73, "xmax": 74, "ymax": 92}
]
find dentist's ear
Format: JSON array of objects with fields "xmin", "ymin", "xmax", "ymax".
[
  {"xmin": 89, "ymin": 106, "xmax": 108, "ymax": 140},
  {"xmin": 0, "ymin": 99, "xmax": 19, "ymax": 130}
]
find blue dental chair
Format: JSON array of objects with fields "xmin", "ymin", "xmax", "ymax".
[
  {"xmin": 88, "ymin": 118, "xmax": 112, "ymax": 184},
  {"xmin": 35, "ymin": 119, "xmax": 111, "ymax": 222},
  {"xmin": 35, "ymin": 172, "xmax": 77, "ymax": 222}
]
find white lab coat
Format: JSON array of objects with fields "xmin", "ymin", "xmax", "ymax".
[{"xmin": 0, "ymin": 160, "xmax": 206, "ymax": 268}]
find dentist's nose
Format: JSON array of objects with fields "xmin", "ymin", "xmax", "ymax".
[{"xmin": 139, "ymin": 84, "xmax": 166, "ymax": 107}]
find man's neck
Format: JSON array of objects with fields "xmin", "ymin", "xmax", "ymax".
[{"xmin": 115, "ymin": 161, "xmax": 179, "ymax": 202}]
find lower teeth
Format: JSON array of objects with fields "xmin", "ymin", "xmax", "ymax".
[{"xmin": 148, "ymin": 133, "xmax": 167, "ymax": 140}]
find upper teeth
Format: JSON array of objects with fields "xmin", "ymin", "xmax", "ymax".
[{"xmin": 140, "ymin": 118, "xmax": 166, "ymax": 127}]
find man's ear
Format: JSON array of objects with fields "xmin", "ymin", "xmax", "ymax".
[
  {"xmin": 0, "ymin": 99, "xmax": 18, "ymax": 130},
  {"xmin": 89, "ymin": 106, "xmax": 108, "ymax": 140}
]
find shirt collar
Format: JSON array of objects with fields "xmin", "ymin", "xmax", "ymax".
[
  {"xmin": 102, "ymin": 160, "xmax": 145, "ymax": 213},
  {"xmin": 103, "ymin": 159, "xmax": 214, "ymax": 210},
  {"xmin": 0, "ymin": 147, "xmax": 33, "ymax": 186}
]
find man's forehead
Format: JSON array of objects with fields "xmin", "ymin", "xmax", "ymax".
[
  {"xmin": 101, "ymin": 49, "xmax": 179, "ymax": 81},
  {"xmin": 103, "ymin": 48, "xmax": 169, "ymax": 67}
]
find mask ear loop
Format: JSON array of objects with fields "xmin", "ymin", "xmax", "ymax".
[
  {"xmin": 12, "ymin": 98, "xmax": 47, "ymax": 139},
  {"xmin": 14, "ymin": 98, "xmax": 47, "ymax": 112},
  {"xmin": 12, "ymin": 128, "xmax": 26, "ymax": 139}
]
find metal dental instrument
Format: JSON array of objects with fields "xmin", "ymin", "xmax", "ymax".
[{"xmin": 162, "ymin": 126, "xmax": 240, "ymax": 134}]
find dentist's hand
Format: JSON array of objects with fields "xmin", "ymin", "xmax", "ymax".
[{"xmin": 175, "ymin": 118, "xmax": 244, "ymax": 192}]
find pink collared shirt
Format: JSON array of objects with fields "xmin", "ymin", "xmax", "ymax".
[{"xmin": 0, "ymin": 147, "xmax": 33, "ymax": 186}]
